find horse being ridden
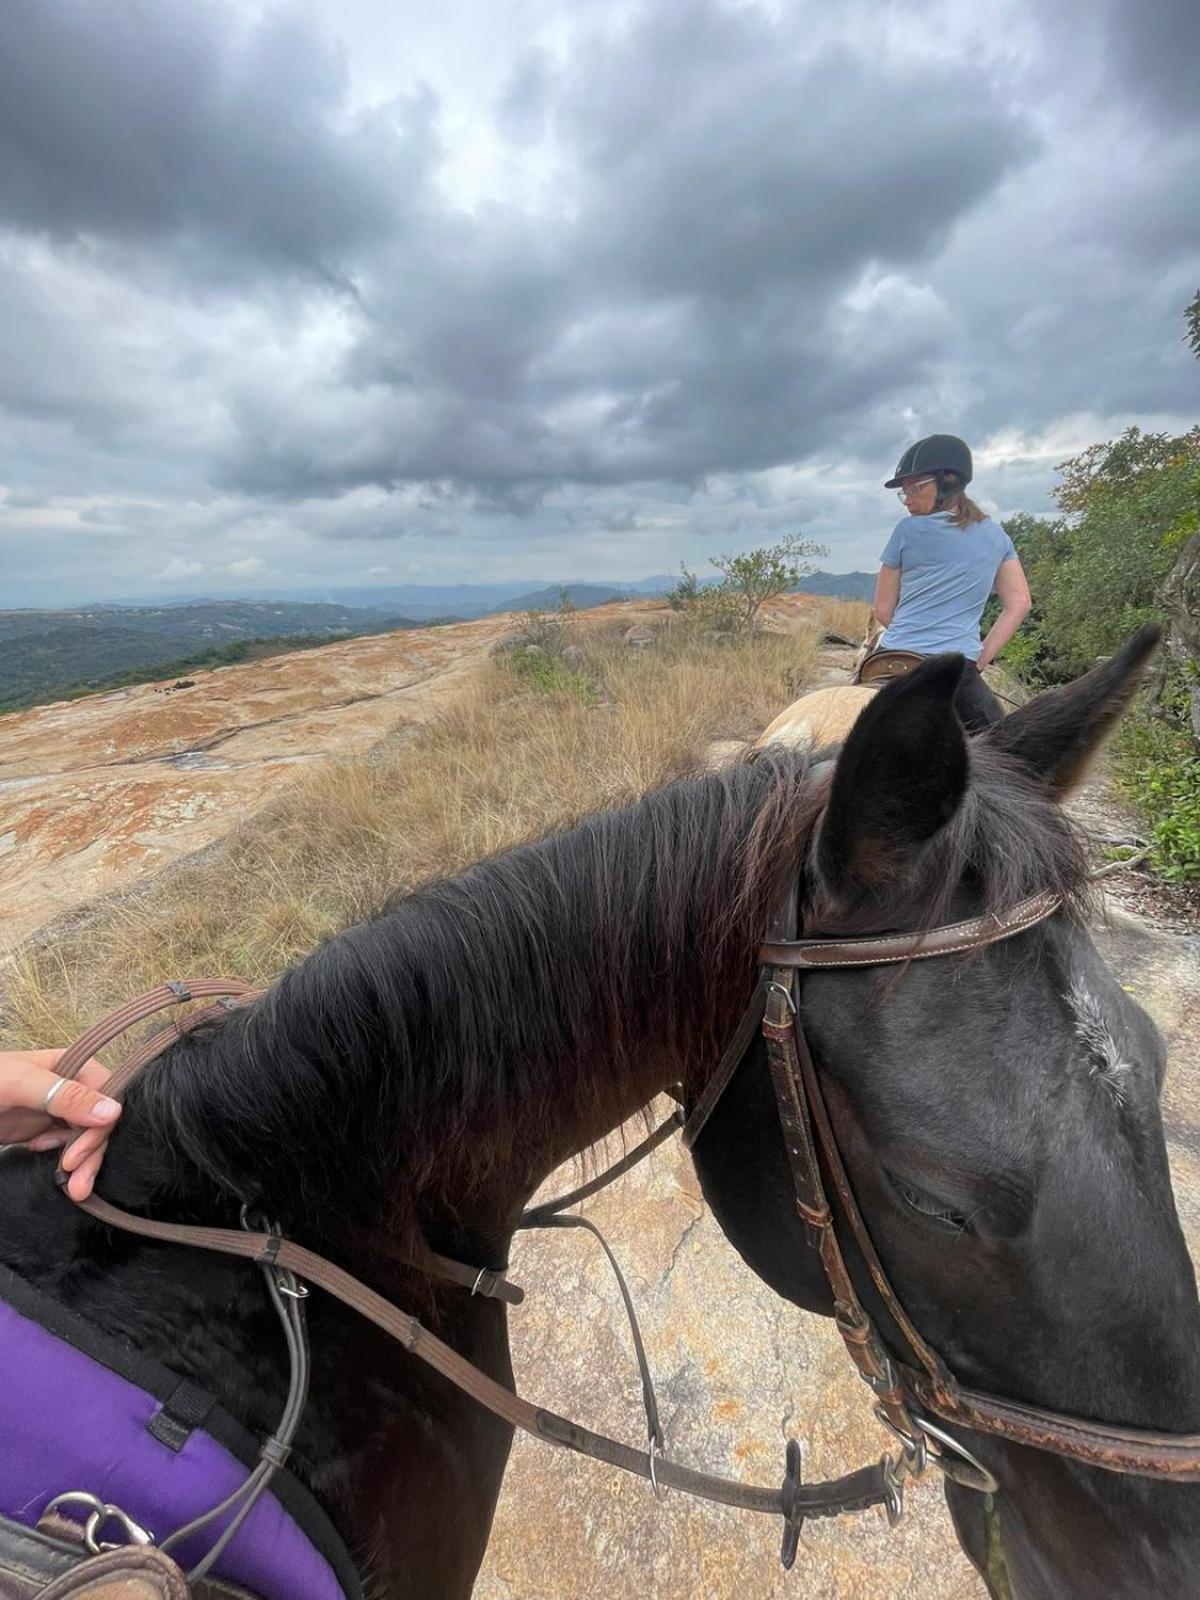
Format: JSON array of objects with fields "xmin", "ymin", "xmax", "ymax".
[{"xmin": 2, "ymin": 630, "xmax": 1198, "ymax": 1600}]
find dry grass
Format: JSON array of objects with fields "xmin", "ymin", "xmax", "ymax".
[
  {"xmin": 811, "ymin": 597, "xmax": 873, "ymax": 643},
  {"xmin": 2, "ymin": 622, "xmax": 821, "ymax": 1049}
]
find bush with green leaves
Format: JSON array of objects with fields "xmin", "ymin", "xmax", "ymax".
[
  {"xmin": 506, "ymin": 606, "xmax": 595, "ymax": 702},
  {"xmin": 666, "ymin": 534, "xmax": 827, "ymax": 634},
  {"xmin": 1115, "ymin": 702, "xmax": 1200, "ymax": 881},
  {"xmin": 989, "ymin": 322, "xmax": 1199, "ymax": 884},
  {"xmin": 1004, "ymin": 427, "xmax": 1200, "ymax": 683}
]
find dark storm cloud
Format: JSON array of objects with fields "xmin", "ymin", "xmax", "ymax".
[
  {"xmin": 0, "ymin": 0, "xmax": 438, "ymax": 280},
  {"xmin": 215, "ymin": 2, "xmax": 1036, "ymax": 500}
]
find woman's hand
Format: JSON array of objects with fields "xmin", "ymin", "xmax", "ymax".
[{"xmin": 0, "ymin": 1049, "xmax": 120, "ymax": 1200}]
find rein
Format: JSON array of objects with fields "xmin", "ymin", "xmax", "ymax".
[
  {"xmin": 44, "ymin": 987, "xmax": 900, "ymax": 1574},
  {"xmin": 39, "ymin": 883, "xmax": 1200, "ymax": 1583}
]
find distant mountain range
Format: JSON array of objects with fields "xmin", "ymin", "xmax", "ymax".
[
  {"xmin": 1, "ymin": 572, "xmax": 875, "ymax": 712},
  {"xmin": 0, "ymin": 600, "xmax": 417, "ymax": 712},
  {"xmin": 198, "ymin": 571, "xmax": 876, "ymax": 616}
]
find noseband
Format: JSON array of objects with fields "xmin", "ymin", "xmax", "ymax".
[{"xmin": 34, "ymin": 885, "xmax": 1200, "ymax": 1587}]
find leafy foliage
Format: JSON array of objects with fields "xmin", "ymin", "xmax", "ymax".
[
  {"xmin": 995, "ymin": 349, "xmax": 1199, "ymax": 875},
  {"xmin": 1007, "ymin": 427, "xmax": 1200, "ymax": 681},
  {"xmin": 666, "ymin": 534, "xmax": 828, "ymax": 634},
  {"xmin": 506, "ymin": 606, "xmax": 596, "ymax": 702},
  {"xmin": 1114, "ymin": 697, "xmax": 1200, "ymax": 881}
]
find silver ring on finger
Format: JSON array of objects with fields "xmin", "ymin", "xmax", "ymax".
[{"xmin": 42, "ymin": 1077, "xmax": 68, "ymax": 1113}]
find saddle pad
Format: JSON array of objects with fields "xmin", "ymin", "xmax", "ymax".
[{"xmin": 0, "ymin": 1301, "xmax": 344, "ymax": 1600}]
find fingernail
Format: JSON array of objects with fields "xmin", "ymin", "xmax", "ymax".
[{"xmin": 94, "ymin": 1098, "xmax": 121, "ymax": 1120}]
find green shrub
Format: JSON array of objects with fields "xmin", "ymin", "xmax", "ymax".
[
  {"xmin": 665, "ymin": 535, "xmax": 827, "ymax": 634},
  {"xmin": 505, "ymin": 605, "xmax": 596, "ymax": 702},
  {"xmin": 509, "ymin": 647, "xmax": 596, "ymax": 702},
  {"xmin": 1114, "ymin": 693, "xmax": 1200, "ymax": 881}
]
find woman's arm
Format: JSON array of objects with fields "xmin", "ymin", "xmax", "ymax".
[
  {"xmin": 874, "ymin": 565, "xmax": 901, "ymax": 628},
  {"xmin": 978, "ymin": 558, "xmax": 1032, "ymax": 669}
]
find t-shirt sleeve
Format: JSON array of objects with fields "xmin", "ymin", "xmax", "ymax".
[
  {"xmin": 996, "ymin": 523, "xmax": 1018, "ymax": 563},
  {"xmin": 879, "ymin": 520, "xmax": 906, "ymax": 568}
]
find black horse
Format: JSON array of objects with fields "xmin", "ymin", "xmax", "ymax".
[{"xmin": 2, "ymin": 628, "xmax": 1196, "ymax": 1598}]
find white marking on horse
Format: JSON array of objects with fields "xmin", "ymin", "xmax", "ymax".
[{"xmin": 1067, "ymin": 981, "xmax": 1132, "ymax": 1105}]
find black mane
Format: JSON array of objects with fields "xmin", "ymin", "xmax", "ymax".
[{"xmin": 104, "ymin": 735, "xmax": 1090, "ymax": 1255}]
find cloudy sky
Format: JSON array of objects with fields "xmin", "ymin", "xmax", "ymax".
[{"xmin": 1, "ymin": 0, "xmax": 1197, "ymax": 607}]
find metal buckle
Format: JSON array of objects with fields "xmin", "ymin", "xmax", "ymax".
[
  {"xmin": 861, "ymin": 1352, "xmax": 899, "ymax": 1397},
  {"xmin": 912, "ymin": 1414, "xmax": 999, "ymax": 1495},
  {"xmin": 880, "ymin": 1455, "xmax": 905, "ymax": 1527},
  {"xmin": 647, "ymin": 1432, "xmax": 667, "ymax": 1502},
  {"xmin": 43, "ymin": 1491, "xmax": 153, "ymax": 1553},
  {"xmin": 765, "ymin": 979, "xmax": 797, "ymax": 1015}
]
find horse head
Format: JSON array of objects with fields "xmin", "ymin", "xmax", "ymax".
[{"xmin": 692, "ymin": 626, "xmax": 1200, "ymax": 1599}]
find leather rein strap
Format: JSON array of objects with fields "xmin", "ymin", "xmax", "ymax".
[{"xmin": 48, "ymin": 988, "xmax": 900, "ymax": 1557}]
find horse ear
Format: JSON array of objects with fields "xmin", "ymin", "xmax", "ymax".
[
  {"xmin": 817, "ymin": 654, "xmax": 970, "ymax": 898},
  {"xmin": 983, "ymin": 624, "xmax": 1161, "ymax": 798}
]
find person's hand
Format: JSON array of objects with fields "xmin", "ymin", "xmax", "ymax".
[
  {"xmin": 0, "ymin": 1049, "xmax": 119, "ymax": 1200},
  {"xmin": 976, "ymin": 654, "xmax": 991, "ymax": 672}
]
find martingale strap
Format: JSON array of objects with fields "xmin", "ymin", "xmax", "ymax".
[{"xmin": 76, "ymin": 1191, "xmax": 898, "ymax": 1549}]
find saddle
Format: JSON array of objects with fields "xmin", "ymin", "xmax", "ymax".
[
  {"xmin": 0, "ymin": 1515, "xmax": 251, "ymax": 1599},
  {"xmin": 852, "ymin": 648, "xmax": 926, "ymax": 686}
]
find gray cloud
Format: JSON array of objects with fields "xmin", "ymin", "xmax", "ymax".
[
  {"xmin": 215, "ymin": 9, "xmax": 1037, "ymax": 501},
  {"xmin": 0, "ymin": 1, "xmax": 437, "ymax": 281},
  {"xmin": 0, "ymin": 0, "xmax": 1196, "ymax": 608},
  {"xmin": 1104, "ymin": 0, "xmax": 1200, "ymax": 127}
]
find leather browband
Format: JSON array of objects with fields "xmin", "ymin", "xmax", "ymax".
[{"xmin": 760, "ymin": 889, "xmax": 1063, "ymax": 970}]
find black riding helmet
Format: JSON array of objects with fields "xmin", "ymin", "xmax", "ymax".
[{"xmin": 884, "ymin": 434, "xmax": 973, "ymax": 489}]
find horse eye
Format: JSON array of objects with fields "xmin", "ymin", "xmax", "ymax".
[{"xmin": 888, "ymin": 1173, "xmax": 973, "ymax": 1234}]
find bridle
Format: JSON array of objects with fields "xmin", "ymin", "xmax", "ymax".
[
  {"xmin": 35, "ymin": 884, "xmax": 1200, "ymax": 1582},
  {"xmin": 690, "ymin": 882, "xmax": 1200, "ymax": 1500}
]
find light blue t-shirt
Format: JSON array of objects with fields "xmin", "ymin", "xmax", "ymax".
[{"xmin": 878, "ymin": 513, "xmax": 1018, "ymax": 658}]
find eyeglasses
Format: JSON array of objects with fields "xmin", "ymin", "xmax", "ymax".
[{"xmin": 896, "ymin": 477, "xmax": 936, "ymax": 503}]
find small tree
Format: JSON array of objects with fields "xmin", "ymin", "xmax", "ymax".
[
  {"xmin": 710, "ymin": 534, "xmax": 827, "ymax": 631},
  {"xmin": 1185, "ymin": 289, "xmax": 1200, "ymax": 361},
  {"xmin": 664, "ymin": 564, "xmax": 703, "ymax": 612},
  {"xmin": 1155, "ymin": 292, "xmax": 1200, "ymax": 743}
]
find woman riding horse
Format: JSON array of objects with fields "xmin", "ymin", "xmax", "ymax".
[{"xmin": 872, "ymin": 433, "xmax": 1032, "ymax": 729}]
